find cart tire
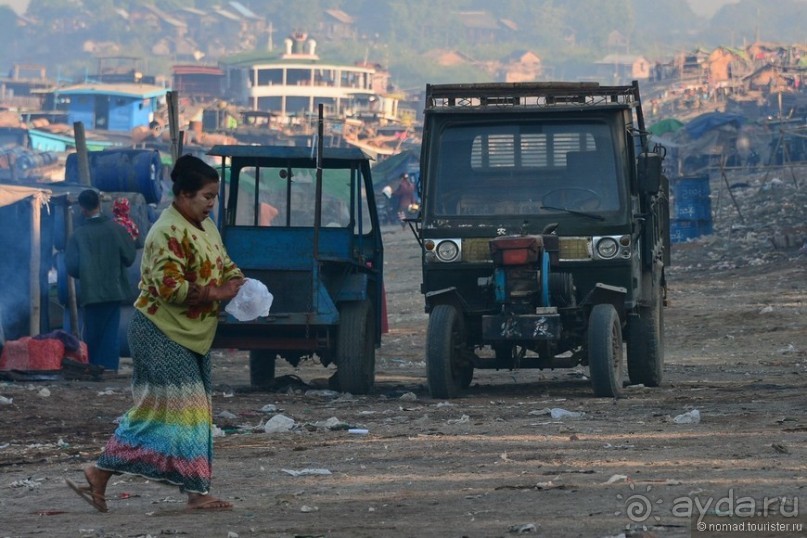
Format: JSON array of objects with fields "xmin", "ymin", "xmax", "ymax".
[
  {"xmin": 587, "ymin": 304, "xmax": 624, "ymax": 398},
  {"xmin": 336, "ymin": 300, "xmax": 375, "ymax": 394},
  {"xmin": 249, "ymin": 350, "xmax": 277, "ymax": 388},
  {"xmin": 427, "ymin": 304, "xmax": 469, "ymax": 399},
  {"xmin": 627, "ymin": 297, "xmax": 664, "ymax": 387}
]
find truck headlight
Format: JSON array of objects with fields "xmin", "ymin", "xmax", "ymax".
[
  {"xmin": 435, "ymin": 239, "xmax": 460, "ymax": 262},
  {"xmin": 595, "ymin": 237, "xmax": 619, "ymax": 259}
]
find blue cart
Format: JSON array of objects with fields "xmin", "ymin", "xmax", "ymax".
[{"xmin": 207, "ymin": 145, "xmax": 384, "ymax": 394}]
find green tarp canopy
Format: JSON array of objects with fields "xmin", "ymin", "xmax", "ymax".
[{"xmin": 648, "ymin": 118, "xmax": 685, "ymax": 136}]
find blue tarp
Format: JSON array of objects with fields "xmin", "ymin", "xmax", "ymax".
[{"xmin": 684, "ymin": 112, "xmax": 745, "ymax": 140}]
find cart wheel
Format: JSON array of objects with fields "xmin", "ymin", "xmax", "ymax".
[
  {"xmin": 249, "ymin": 350, "xmax": 277, "ymax": 388},
  {"xmin": 427, "ymin": 304, "xmax": 469, "ymax": 399},
  {"xmin": 627, "ymin": 273, "xmax": 664, "ymax": 387},
  {"xmin": 587, "ymin": 304, "xmax": 624, "ymax": 398},
  {"xmin": 336, "ymin": 300, "xmax": 376, "ymax": 395}
]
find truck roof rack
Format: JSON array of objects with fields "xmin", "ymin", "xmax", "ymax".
[{"xmin": 425, "ymin": 80, "xmax": 642, "ymax": 110}]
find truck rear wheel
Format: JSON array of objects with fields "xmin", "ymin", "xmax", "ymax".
[
  {"xmin": 336, "ymin": 300, "xmax": 375, "ymax": 395},
  {"xmin": 249, "ymin": 350, "xmax": 277, "ymax": 388},
  {"xmin": 587, "ymin": 304, "xmax": 624, "ymax": 398},
  {"xmin": 427, "ymin": 304, "xmax": 470, "ymax": 399}
]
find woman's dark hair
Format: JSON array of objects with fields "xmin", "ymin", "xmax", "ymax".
[{"xmin": 170, "ymin": 154, "xmax": 219, "ymax": 197}]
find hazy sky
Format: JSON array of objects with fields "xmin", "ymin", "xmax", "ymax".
[{"xmin": 0, "ymin": 0, "xmax": 739, "ymax": 17}]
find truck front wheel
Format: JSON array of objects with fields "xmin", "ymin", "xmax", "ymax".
[
  {"xmin": 587, "ymin": 304, "xmax": 624, "ymax": 398},
  {"xmin": 427, "ymin": 304, "xmax": 471, "ymax": 398}
]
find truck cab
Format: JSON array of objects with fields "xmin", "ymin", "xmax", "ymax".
[{"xmin": 414, "ymin": 81, "xmax": 669, "ymax": 398}]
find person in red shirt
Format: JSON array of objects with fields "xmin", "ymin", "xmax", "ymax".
[{"xmin": 393, "ymin": 173, "xmax": 415, "ymax": 228}]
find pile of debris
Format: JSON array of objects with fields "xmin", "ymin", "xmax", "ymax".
[{"xmin": 669, "ymin": 166, "xmax": 807, "ymax": 270}]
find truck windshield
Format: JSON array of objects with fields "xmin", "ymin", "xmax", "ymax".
[{"xmin": 429, "ymin": 121, "xmax": 622, "ymax": 217}]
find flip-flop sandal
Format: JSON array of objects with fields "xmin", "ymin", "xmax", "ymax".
[{"xmin": 65, "ymin": 478, "xmax": 108, "ymax": 513}]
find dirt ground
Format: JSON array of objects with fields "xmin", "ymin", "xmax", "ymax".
[{"xmin": 2, "ymin": 181, "xmax": 807, "ymax": 537}]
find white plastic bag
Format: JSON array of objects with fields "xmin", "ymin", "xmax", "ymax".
[{"xmin": 225, "ymin": 278, "xmax": 273, "ymax": 321}]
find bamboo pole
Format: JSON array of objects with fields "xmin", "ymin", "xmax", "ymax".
[
  {"xmin": 73, "ymin": 122, "xmax": 91, "ymax": 186},
  {"xmin": 29, "ymin": 196, "xmax": 41, "ymax": 336},
  {"xmin": 65, "ymin": 199, "xmax": 79, "ymax": 336}
]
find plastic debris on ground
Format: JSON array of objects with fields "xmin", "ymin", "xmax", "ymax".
[
  {"xmin": 672, "ymin": 409, "xmax": 701, "ymax": 424},
  {"xmin": 264, "ymin": 414, "xmax": 295, "ymax": 433}
]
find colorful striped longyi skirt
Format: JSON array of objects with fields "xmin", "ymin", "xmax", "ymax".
[{"xmin": 96, "ymin": 310, "xmax": 214, "ymax": 494}]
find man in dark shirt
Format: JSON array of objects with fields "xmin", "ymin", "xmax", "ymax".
[{"xmin": 65, "ymin": 189, "xmax": 136, "ymax": 372}]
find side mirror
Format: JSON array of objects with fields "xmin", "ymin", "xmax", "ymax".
[{"xmin": 638, "ymin": 152, "xmax": 662, "ymax": 194}]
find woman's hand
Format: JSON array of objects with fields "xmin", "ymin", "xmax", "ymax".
[{"xmin": 213, "ymin": 278, "xmax": 245, "ymax": 301}]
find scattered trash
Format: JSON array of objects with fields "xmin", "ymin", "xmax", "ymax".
[
  {"xmin": 300, "ymin": 504, "xmax": 319, "ymax": 512},
  {"xmin": 217, "ymin": 410, "xmax": 238, "ymax": 420},
  {"xmin": 528, "ymin": 408, "xmax": 551, "ymax": 416},
  {"xmin": 435, "ymin": 401, "xmax": 455, "ymax": 407},
  {"xmin": 264, "ymin": 414, "xmax": 295, "ymax": 433},
  {"xmin": 348, "ymin": 428, "xmax": 369, "ymax": 435},
  {"xmin": 260, "ymin": 404, "xmax": 278, "ymax": 413},
  {"xmin": 37, "ymin": 388, "xmax": 50, "ymax": 398},
  {"xmin": 313, "ymin": 417, "xmax": 349, "ymax": 431},
  {"xmin": 604, "ymin": 474, "xmax": 628, "ymax": 484},
  {"xmin": 282, "ymin": 468, "xmax": 332, "ymax": 477},
  {"xmin": 550, "ymin": 408, "xmax": 585, "ymax": 420},
  {"xmin": 508, "ymin": 522, "xmax": 538, "ymax": 533},
  {"xmin": 759, "ymin": 305, "xmax": 774, "ymax": 314},
  {"xmin": 11, "ymin": 477, "xmax": 43, "ymax": 489},
  {"xmin": 305, "ymin": 389, "xmax": 340, "ymax": 399},
  {"xmin": 0, "ymin": 396, "xmax": 12, "ymax": 405},
  {"xmin": 447, "ymin": 414, "xmax": 470, "ymax": 425},
  {"xmin": 399, "ymin": 392, "xmax": 418, "ymax": 401},
  {"xmin": 771, "ymin": 443, "xmax": 790, "ymax": 454},
  {"xmin": 212, "ymin": 425, "xmax": 226, "ymax": 437},
  {"xmin": 673, "ymin": 409, "xmax": 701, "ymax": 424},
  {"xmin": 227, "ymin": 532, "xmax": 239, "ymax": 538}
]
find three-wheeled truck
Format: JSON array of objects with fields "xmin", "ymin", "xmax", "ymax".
[
  {"xmin": 413, "ymin": 81, "xmax": 670, "ymax": 398},
  {"xmin": 207, "ymin": 142, "xmax": 384, "ymax": 394}
]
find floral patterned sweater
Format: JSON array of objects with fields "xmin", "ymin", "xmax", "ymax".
[{"xmin": 135, "ymin": 204, "xmax": 243, "ymax": 355}]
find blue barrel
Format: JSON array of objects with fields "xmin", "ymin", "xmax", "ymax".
[
  {"xmin": 670, "ymin": 175, "xmax": 713, "ymax": 243},
  {"xmin": 670, "ymin": 175, "xmax": 712, "ymax": 220},
  {"xmin": 670, "ymin": 219, "xmax": 714, "ymax": 243},
  {"xmin": 66, "ymin": 149, "xmax": 164, "ymax": 204}
]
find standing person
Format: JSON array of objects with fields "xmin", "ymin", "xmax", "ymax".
[
  {"xmin": 65, "ymin": 189, "xmax": 136, "ymax": 373},
  {"xmin": 66, "ymin": 155, "xmax": 245, "ymax": 512},
  {"xmin": 393, "ymin": 172, "xmax": 415, "ymax": 228}
]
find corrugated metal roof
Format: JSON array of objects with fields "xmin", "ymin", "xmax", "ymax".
[
  {"xmin": 212, "ymin": 7, "xmax": 241, "ymax": 22},
  {"xmin": 325, "ymin": 9, "xmax": 354, "ymax": 24},
  {"xmin": 54, "ymin": 83, "xmax": 169, "ymax": 99},
  {"xmin": 229, "ymin": 1, "xmax": 259, "ymax": 20},
  {"xmin": 143, "ymin": 4, "xmax": 186, "ymax": 28},
  {"xmin": 172, "ymin": 65, "xmax": 224, "ymax": 76},
  {"xmin": 457, "ymin": 11, "xmax": 500, "ymax": 30}
]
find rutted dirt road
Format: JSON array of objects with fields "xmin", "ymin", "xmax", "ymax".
[{"xmin": 1, "ymin": 183, "xmax": 807, "ymax": 537}]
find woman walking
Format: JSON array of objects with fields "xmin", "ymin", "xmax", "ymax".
[{"xmin": 66, "ymin": 155, "xmax": 244, "ymax": 512}]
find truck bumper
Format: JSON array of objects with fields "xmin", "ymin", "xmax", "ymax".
[{"xmin": 481, "ymin": 312, "xmax": 562, "ymax": 341}]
